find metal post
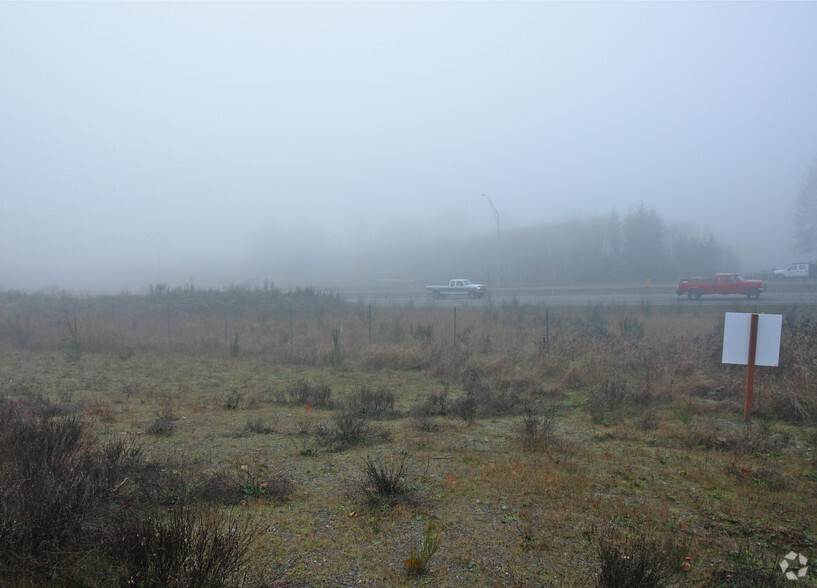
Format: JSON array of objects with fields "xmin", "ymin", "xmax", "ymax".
[
  {"xmin": 368, "ymin": 305, "xmax": 372, "ymax": 344},
  {"xmin": 454, "ymin": 306, "xmax": 457, "ymax": 346},
  {"xmin": 290, "ymin": 304, "xmax": 294, "ymax": 341},
  {"xmin": 546, "ymin": 308, "xmax": 550, "ymax": 344}
]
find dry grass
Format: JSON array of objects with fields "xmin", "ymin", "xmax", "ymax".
[{"xmin": 1, "ymin": 289, "xmax": 816, "ymax": 585}]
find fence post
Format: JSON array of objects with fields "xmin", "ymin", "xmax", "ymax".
[
  {"xmin": 368, "ymin": 304, "xmax": 372, "ymax": 344},
  {"xmin": 454, "ymin": 306, "xmax": 457, "ymax": 346},
  {"xmin": 166, "ymin": 304, "xmax": 171, "ymax": 335},
  {"xmin": 290, "ymin": 304, "xmax": 294, "ymax": 342}
]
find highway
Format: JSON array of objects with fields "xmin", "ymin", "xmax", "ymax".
[{"xmin": 343, "ymin": 282, "xmax": 817, "ymax": 308}]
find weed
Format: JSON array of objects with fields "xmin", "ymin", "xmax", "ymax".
[
  {"xmin": 410, "ymin": 322, "xmax": 434, "ymax": 344},
  {"xmin": 379, "ymin": 315, "xmax": 405, "ymax": 343},
  {"xmin": 619, "ymin": 314, "xmax": 645, "ymax": 340},
  {"xmin": 327, "ymin": 326, "xmax": 344, "ymax": 367},
  {"xmin": 708, "ymin": 539, "xmax": 787, "ymax": 587},
  {"xmin": 235, "ymin": 464, "xmax": 294, "ymax": 502},
  {"xmin": 404, "ymin": 519, "xmax": 441, "ymax": 576}
]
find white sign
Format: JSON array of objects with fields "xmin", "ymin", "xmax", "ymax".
[{"xmin": 722, "ymin": 312, "xmax": 782, "ymax": 367}]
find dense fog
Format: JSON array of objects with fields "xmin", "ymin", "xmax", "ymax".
[{"xmin": 2, "ymin": 2, "xmax": 816, "ymax": 293}]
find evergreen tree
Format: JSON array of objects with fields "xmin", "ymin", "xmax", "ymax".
[{"xmin": 794, "ymin": 157, "xmax": 817, "ymax": 255}]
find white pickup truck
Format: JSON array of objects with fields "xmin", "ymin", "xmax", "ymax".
[
  {"xmin": 426, "ymin": 279, "xmax": 487, "ymax": 299},
  {"xmin": 773, "ymin": 263, "xmax": 810, "ymax": 279}
]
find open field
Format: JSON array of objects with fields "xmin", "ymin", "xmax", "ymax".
[{"xmin": 1, "ymin": 287, "xmax": 817, "ymax": 586}]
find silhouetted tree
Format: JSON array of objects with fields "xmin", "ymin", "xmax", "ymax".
[
  {"xmin": 622, "ymin": 205, "xmax": 665, "ymax": 281},
  {"xmin": 794, "ymin": 156, "xmax": 817, "ymax": 255}
]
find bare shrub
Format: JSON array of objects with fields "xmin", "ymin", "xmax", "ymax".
[
  {"xmin": 146, "ymin": 404, "xmax": 179, "ymax": 436},
  {"xmin": 450, "ymin": 393, "xmax": 477, "ymax": 423},
  {"xmin": 595, "ymin": 525, "xmax": 687, "ymax": 588},
  {"xmin": 361, "ymin": 455, "xmax": 411, "ymax": 506},
  {"xmin": 585, "ymin": 377, "xmax": 627, "ymax": 423},
  {"xmin": 634, "ymin": 408, "xmax": 661, "ymax": 431},
  {"xmin": 516, "ymin": 404, "xmax": 558, "ymax": 449},
  {"xmin": 0, "ymin": 401, "xmax": 140, "ymax": 581},
  {"xmin": 322, "ymin": 402, "xmax": 389, "ymax": 449},
  {"xmin": 223, "ymin": 389, "xmax": 243, "ymax": 410},
  {"xmin": 347, "ymin": 386, "xmax": 396, "ymax": 418},
  {"xmin": 244, "ymin": 417, "xmax": 276, "ymax": 435},
  {"xmin": 282, "ymin": 381, "xmax": 332, "ymax": 408},
  {"xmin": 409, "ymin": 385, "xmax": 449, "ymax": 431},
  {"xmin": 111, "ymin": 506, "xmax": 257, "ymax": 587}
]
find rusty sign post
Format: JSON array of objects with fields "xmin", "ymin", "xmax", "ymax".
[{"xmin": 743, "ymin": 313, "xmax": 759, "ymax": 422}]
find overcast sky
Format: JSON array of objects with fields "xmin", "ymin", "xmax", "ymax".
[{"xmin": 2, "ymin": 1, "xmax": 816, "ymax": 291}]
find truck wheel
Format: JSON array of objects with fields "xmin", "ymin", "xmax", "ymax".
[
  {"xmin": 468, "ymin": 291, "xmax": 476, "ymax": 299},
  {"xmin": 747, "ymin": 288, "xmax": 760, "ymax": 299},
  {"xmin": 687, "ymin": 289, "xmax": 701, "ymax": 300}
]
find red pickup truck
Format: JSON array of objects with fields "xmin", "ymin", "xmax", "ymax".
[{"xmin": 676, "ymin": 273, "xmax": 766, "ymax": 300}]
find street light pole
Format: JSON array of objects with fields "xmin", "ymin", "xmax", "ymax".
[{"xmin": 483, "ymin": 194, "xmax": 500, "ymax": 286}]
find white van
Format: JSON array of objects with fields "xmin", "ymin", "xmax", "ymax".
[{"xmin": 773, "ymin": 263, "xmax": 810, "ymax": 278}]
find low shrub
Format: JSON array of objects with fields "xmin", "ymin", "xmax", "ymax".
[
  {"xmin": 595, "ymin": 525, "xmax": 687, "ymax": 588},
  {"xmin": 279, "ymin": 381, "xmax": 332, "ymax": 408},
  {"xmin": 111, "ymin": 506, "xmax": 257, "ymax": 587},
  {"xmin": 585, "ymin": 377, "xmax": 627, "ymax": 423},
  {"xmin": 361, "ymin": 455, "xmax": 410, "ymax": 506},
  {"xmin": 516, "ymin": 404, "xmax": 558, "ymax": 449},
  {"xmin": 245, "ymin": 417, "xmax": 276, "ymax": 434},
  {"xmin": 322, "ymin": 402, "xmax": 389, "ymax": 449},
  {"xmin": 347, "ymin": 386, "xmax": 395, "ymax": 417}
]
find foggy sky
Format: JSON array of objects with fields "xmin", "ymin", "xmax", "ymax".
[{"xmin": 2, "ymin": 2, "xmax": 816, "ymax": 292}]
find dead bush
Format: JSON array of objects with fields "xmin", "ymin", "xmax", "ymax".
[
  {"xmin": 595, "ymin": 525, "xmax": 687, "ymax": 588},
  {"xmin": 585, "ymin": 377, "xmax": 627, "ymax": 423}
]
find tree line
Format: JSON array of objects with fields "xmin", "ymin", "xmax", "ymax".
[{"xmin": 408, "ymin": 205, "xmax": 739, "ymax": 285}]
